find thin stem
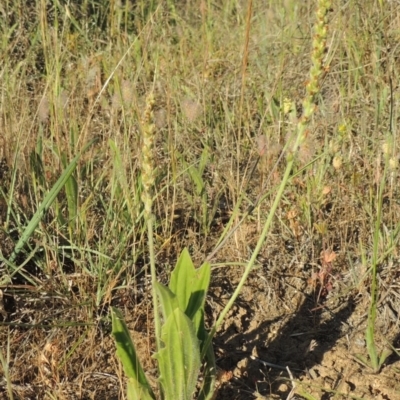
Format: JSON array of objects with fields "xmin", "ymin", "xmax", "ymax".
[
  {"xmin": 366, "ymin": 156, "xmax": 386, "ymax": 372},
  {"xmin": 147, "ymin": 214, "xmax": 162, "ymax": 355},
  {"xmin": 202, "ymin": 155, "xmax": 295, "ymax": 359},
  {"xmin": 202, "ymin": 0, "xmax": 331, "ymax": 361}
]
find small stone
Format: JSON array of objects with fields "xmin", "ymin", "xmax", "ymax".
[{"xmin": 277, "ymin": 383, "xmax": 288, "ymax": 392}]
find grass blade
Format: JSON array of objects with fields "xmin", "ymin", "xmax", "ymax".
[
  {"xmin": 111, "ymin": 308, "xmax": 155, "ymax": 400},
  {"xmin": 8, "ymin": 140, "xmax": 97, "ymax": 264}
]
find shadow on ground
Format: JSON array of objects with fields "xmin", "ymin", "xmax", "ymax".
[{"xmin": 210, "ymin": 275, "xmax": 364, "ymax": 399}]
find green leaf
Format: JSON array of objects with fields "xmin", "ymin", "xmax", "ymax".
[
  {"xmin": 198, "ymin": 146, "xmax": 210, "ymax": 175},
  {"xmin": 269, "ymin": 96, "xmax": 281, "ymax": 121},
  {"xmin": 170, "ymin": 249, "xmax": 210, "ymax": 316},
  {"xmin": 366, "ymin": 313, "xmax": 378, "ymax": 371},
  {"xmin": 154, "ymin": 281, "xmax": 179, "ymax": 321},
  {"xmin": 169, "ymin": 248, "xmax": 195, "ymax": 309},
  {"xmin": 155, "ymin": 308, "xmax": 201, "ymax": 400},
  {"xmin": 156, "ymin": 250, "xmax": 214, "ymax": 399},
  {"xmin": 197, "ymin": 331, "xmax": 216, "ymax": 400},
  {"xmin": 8, "ymin": 139, "xmax": 97, "ymax": 264},
  {"xmin": 30, "ymin": 150, "xmax": 46, "ymax": 189},
  {"xmin": 188, "ymin": 164, "xmax": 205, "ymax": 196},
  {"xmin": 178, "ymin": 151, "xmax": 205, "ymax": 196},
  {"xmin": 378, "ymin": 347, "xmax": 392, "ymax": 367},
  {"xmin": 61, "ymin": 152, "xmax": 78, "ymax": 231},
  {"xmin": 297, "ymin": 389, "xmax": 319, "ymax": 400},
  {"xmin": 168, "ymin": 247, "xmax": 211, "ymax": 362},
  {"xmin": 111, "ymin": 308, "xmax": 155, "ymax": 400}
]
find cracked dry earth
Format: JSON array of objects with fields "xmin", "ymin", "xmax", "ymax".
[
  {"xmin": 1, "ymin": 210, "xmax": 400, "ymax": 400},
  {"xmin": 209, "ymin": 256, "xmax": 400, "ymax": 400},
  {"xmin": 0, "ymin": 250, "xmax": 400, "ymax": 399}
]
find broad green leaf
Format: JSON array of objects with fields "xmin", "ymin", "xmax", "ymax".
[
  {"xmin": 154, "ymin": 281, "xmax": 179, "ymax": 321},
  {"xmin": 169, "ymin": 248, "xmax": 195, "ymax": 310},
  {"xmin": 186, "ymin": 260, "xmax": 210, "ymax": 321},
  {"xmin": 169, "ymin": 249, "xmax": 211, "ymax": 326},
  {"xmin": 155, "ymin": 308, "xmax": 201, "ymax": 400},
  {"xmin": 111, "ymin": 308, "xmax": 155, "ymax": 400}
]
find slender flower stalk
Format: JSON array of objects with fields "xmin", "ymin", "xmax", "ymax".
[
  {"xmin": 140, "ymin": 93, "xmax": 162, "ymax": 355},
  {"xmin": 289, "ymin": 0, "xmax": 331, "ymax": 158},
  {"xmin": 141, "ymin": 94, "xmax": 156, "ymax": 218},
  {"xmin": 203, "ymin": 0, "xmax": 331, "ymax": 360}
]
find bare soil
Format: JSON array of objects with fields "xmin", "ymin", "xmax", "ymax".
[{"xmin": 1, "ymin": 225, "xmax": 400, "ymax": 399}]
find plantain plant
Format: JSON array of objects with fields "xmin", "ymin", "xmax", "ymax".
[
  {"xmin": 111, "ymin": 0, "xmax": 331, "ymax": 398},
  {"xmin": 111, "ymin": 248, "xmax": 215, "ymax": 400}
]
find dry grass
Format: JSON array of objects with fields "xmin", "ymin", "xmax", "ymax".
[{"xmin": 1, "ymin": 0, "xmax": 400, "ymax": 399}]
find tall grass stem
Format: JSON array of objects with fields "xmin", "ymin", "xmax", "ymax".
[{"xmin": 202, "ymin": 0, "xmax": 331, "ymax": 360}]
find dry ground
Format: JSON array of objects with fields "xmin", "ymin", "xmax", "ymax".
[{"xmin": 1, "ymin": 0, "xmax": 400, "ymax": 399}]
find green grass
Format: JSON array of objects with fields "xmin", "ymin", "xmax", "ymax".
[{"xmin": 0, "ymin": 1, "xmax": 400, "ymax": 399}]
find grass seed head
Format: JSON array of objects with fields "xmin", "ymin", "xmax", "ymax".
[
  {"xmin": 389, "ymin": 157, "xmax": 398, "ymax": 171},
  {"xmin": 140, "ymin": 93, "xmax": 156, "ymax": 217},
  {"xmin": 290, "ymin": 0, "xmax": 330, "ymax": 158},
  {"xmin": 333, "ymin": 155, "xmax": 343, "ymax": 170},
  {"xmin": 381, "ymin": 142, "xmax": 390, "ymax": 156}
]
